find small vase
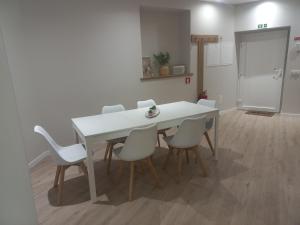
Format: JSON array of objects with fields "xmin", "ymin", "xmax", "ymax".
[{"xmin": 159, "ymin": 65, "xmax": 170, "ymax": 76}]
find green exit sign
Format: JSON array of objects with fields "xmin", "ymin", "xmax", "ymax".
[{"xmin": 258, "ymin": 24, "xmax": 268, "ymax": 29}]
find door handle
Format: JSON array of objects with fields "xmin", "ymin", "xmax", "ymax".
[{"xmin": 273, "ymin": 68, "xmax": 283, "ymax": 80}]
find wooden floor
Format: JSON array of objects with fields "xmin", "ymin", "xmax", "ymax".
[{"xmin": 30, "ymin": 110, "xmax": 300, "ymax": 225}]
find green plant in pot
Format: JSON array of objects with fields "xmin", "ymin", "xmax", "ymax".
[{"xmin": 153, "ymin": 52, "xmax": 170, "ymax": 76}]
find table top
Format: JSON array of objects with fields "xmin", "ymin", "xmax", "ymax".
[{"xmin": 72, "ymin": 101, "xmax": 218, "ymax": 138}]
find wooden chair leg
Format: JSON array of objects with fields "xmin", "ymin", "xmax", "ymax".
[
  {"xmin": 57, "ymin": 166, "xmax": 66, "ymax": 205},
  {"xmin": 157, "ymin": 134, "xmax": 161, "ymax": 147},
  {"xmin": 185, "ymin": 149, "xmax": 190, "ymax": 164},
  {"xmin": 104, "ymin": 143, "xmax": 110, "ymax": 161},
  {"xmin": 53, "ymin": 166, "xmax": 61, "ymax": 188},
  {"xmin": 204, "ymin": 131, "xmax": 215, "ymax": 155},
  {"xmin": 129, "ymin": 161, "xmax": 135, "ymax": 201},
  {"xmin": 107, "ymin": 143, "xmax": 113, "ymax": 175},
  {"xmin": 194, "ymin": 149, "xmax": 208, "ymax": 177},
  {"xmin": 80, "ymin": 162, "xmax": 88, "ymax": 177},
  {"xmin": 163, "ymin": 147, "xmax": 173, "ymax": 170},
  {"xmin": 162, "ymin": 130, "xmax": 167, "ymax": 138},
  {"xmin": 177, "ymin": 150, "xmax": 183, "ymax": 183},
  {"xmin": 146, "ymin": 157, "xmax": 161, "ymax": 187}
]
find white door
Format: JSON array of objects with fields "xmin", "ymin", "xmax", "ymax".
[{"xmin": 238, "ymin": 29, "xmax": 288, "ymax": 112}]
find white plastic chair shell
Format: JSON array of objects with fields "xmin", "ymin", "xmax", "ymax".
[
  {"xmin": 197, "ymin": 99, "xmax": 216, "ymax": 130},
  {"xmin": 102, "ymin": 104, "xmax": 125, "ymax": 114},
  {"xmin": 165, "ymin": 116, "xmax": 206, "ymax": 149},
  {"xmin": 102, "ymin": 104, "xmax": 126, "ymax": 144},
  {"xmin": 34, "ymin": 126, "xmax": 86, "ymax": 166},
  {"xmin": 114, "ymin": 124, "xmax": 157, "ymax": 161},
  {"xmin": 137, "ymin": 99, "xmax": 156, "ymax": 108}
]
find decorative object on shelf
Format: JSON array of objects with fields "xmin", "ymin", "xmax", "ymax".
[
  {"xmin": 198, "ymin": 90, "xmax": 208, "ymax": 100},
  {"xmin": 142, "ymin": 57, "xmax": 154, "ymax": 78},
  {"xmin": 153, "ymin": 52, "xmax": 170, "ymax": 76},
  {"xmin": 145, "ymin": 105, "xmax": 160, "ymax": 118},
  {"xmin": 173, "ymin": 65, "xmax": 186, "ymax": 75}
]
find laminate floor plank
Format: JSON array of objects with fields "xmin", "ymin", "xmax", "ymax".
[{"xmin": 30, "ymin": 110, "xmax": 300, "ymax": 225}]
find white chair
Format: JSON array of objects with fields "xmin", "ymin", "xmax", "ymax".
[
  {"xmin": 137, "ymin": 99, "xmax": 156, "ymax": 109},
  {"xmin": 102, "ymin": 104, "xmax": 126, "ymax": 174},
  {"xmin": 137, "ymin": 99, "xmax": 169, "ymax": 147},
  {"xmin": 163, "ymin": 117, "xmax": 208, "ymax": 182},
  {"xmin": 197, "ymin": 99, "xmax": 217, "ymax": 155},
  {"xmin": 34, "ymin": 125, "xmax": 88, "ymax": 205},
  {"xmin": 113, "ymin": 124, "xmax": 161, "ymax": 201},
  {"xmin": 102, "ymin": 104, "xmax": 125, "ymax": 114}
]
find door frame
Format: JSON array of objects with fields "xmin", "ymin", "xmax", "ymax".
[{"xmin": 235, "ymin": 26, "xmax": 291, "ymax": 113}]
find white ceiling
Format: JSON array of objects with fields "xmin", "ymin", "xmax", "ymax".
[{"xmin": 205, "ymin": 0, "xmax": 261, "ymax": 4}]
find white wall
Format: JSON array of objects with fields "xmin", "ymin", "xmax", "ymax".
[
  {"xmin": 235, "ymin": 0, "xmax": 300, "ymax": 114},
  {"xmin": 0, "ymin": 9, "xmax": 38, "ymax": 224},
  {"xmin": 0, "ymin": 0, "xmax": 236, "ymax": 163}
]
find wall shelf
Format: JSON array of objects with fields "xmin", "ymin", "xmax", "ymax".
[{"xmin": 140, "ymin": 73, "xmax": 193, "ymax": 81}]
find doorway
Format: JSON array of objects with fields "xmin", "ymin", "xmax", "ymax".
[{"xmin": 236, "ymin": 27, "xmax": 290, "ymax": 113}]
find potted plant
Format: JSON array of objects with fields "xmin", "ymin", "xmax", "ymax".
[{"xmin": 153, "ymin": 52, "xmax": 170, "ymax": 76}]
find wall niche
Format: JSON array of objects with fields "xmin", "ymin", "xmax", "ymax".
[{"xmin": 140, "ymin": 6, "xmax": 191, "ymax": 80}]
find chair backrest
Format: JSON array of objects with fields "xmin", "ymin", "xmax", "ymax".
[
  {"xmin": 169, "ymin": 116, "xmax": 206, "ymax": 148},
  {"xmin": 197, "ymin": 99, "xmax": 216, "ymax": 130},
  {"xmin": 118, "ymin": 124, "xmax": 157, "ymax": 161},
  {"xmin": 102, "ymin": 104, "xmax": 125, "ymax": 114},
  {"xmin": 137, "ymin": 99, "xmax": 156, "ymax": 108},
  {"xmin": 197, "ymin": 99, "xmax": 216, "ymax": 108},
  {"xmin": 34, "ymin": 125, "xmax": 66, "ymax": 165}
]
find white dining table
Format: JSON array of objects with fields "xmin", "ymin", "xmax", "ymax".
[{"xmin": 72, "ymin": 101, "xmax": 219, "ymax": 202}]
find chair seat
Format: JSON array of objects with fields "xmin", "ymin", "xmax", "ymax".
[
  {"xmin": 107, "ymin": 137, "xmax": 126, "ymax": 145},
  {"xmin": 58, "ymin": 144, "xmax": 87, "ymax": 164},
  {"xmin": 113, "ymin": 146, "xmax": 157, "ymax": 161},
  {"xmin": 163, "ymin": 135, "xmax": 197, "ymax": 149}
]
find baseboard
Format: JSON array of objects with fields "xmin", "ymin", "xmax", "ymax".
[
  {"xmin": 220, "ymin": 107, "xmax": 237, "ymax": 115},
  {"xmin": 280, "ymin": 112, "xmax": 300, "ymax": 117},
  {"xmin": 28, "ymin": 151, "xmax": 50, "ymax": 168}
]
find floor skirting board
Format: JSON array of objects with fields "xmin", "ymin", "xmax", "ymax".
[
  {"xmin": 220, "ymin": 107, "xmax": 237, "ymax": 115},
  {"xmin": 280, "ymin": 113, "xmax": 300, "ymax": 117},
  {"xmin": 28, "ymin": 151, "xmax": 49, "ymax": 168}
]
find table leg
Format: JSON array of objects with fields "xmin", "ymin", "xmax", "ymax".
[
  {"xmin": 75, "ymin": 131, "xmax": 79, "ymax": 144},
  {"xmin": 214, "ymin": 113, "xmax": 219, "ymax": 160},
  {"xmin": 84, "ymin": 140, "xmax": 97, "ymax": 202},
  {"xmin": 75, "ymin": 131, "xmax": 83, "ymax": 174}
]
